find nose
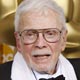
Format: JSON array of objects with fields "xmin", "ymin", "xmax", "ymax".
[{"xmin": 34, "ymin": 33, "xmax": 47, "ymax": 49}]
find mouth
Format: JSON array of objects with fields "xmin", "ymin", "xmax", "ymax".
[
  {"xmin": 34, "ymin": 54, "xmax": 50, "ymax": 57},
  {"xmin": 32, "ymin": 54, "xmax": 51, "ymax": 63}
]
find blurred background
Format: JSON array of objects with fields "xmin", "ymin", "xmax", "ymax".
[{"xmin": 0, "ymin": 0, "xmax": 80, "ymax": 63}]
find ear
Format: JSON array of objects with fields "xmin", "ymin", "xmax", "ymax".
[
  {"xmin": 14, "ymin": 32, "xmax": 22, "ymax": 52},
  {"xmin": 61, "ymin": 30, "xmax": 67, "ymax": 51}
]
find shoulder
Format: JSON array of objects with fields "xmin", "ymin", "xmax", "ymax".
[
  {"xmin": 0, "ymin": 61, "xmax": 13, "ymax": 67},
  {"xmin": 0, "ymin": 61, "xmax": 13, "ymax": 72},
  {"xmin": 0, "ymin": 61, "xmax": 13, "ymax": 80},
  {"xmin": 68, "ymin": 58, "xmax": 80, "ymax": 69},
  {"xmin": 68, "ymin": 58, "xmax": 80, "ymax": 80}
]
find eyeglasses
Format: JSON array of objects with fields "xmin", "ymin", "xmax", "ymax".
[{"xmin": 18, "ymin": 28, "xmax": 62, "ymax": 44}]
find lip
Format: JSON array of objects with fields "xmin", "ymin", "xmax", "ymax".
[{"xmin": 32, "ymin": 54, "xmax": 51, "ymax": 63}]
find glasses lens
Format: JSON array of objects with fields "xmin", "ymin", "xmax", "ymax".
[
  {"xmin": 44, "ymin": 29, "xmax": 60, "ymax": 42},
  {"xmin": 21, "ymin": 30, "xmax": 37, "ymax": 44}
]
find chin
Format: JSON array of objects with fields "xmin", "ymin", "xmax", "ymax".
[{"xmin": 31, "ymin": 62, "xmax": 55, "ymax": 74}]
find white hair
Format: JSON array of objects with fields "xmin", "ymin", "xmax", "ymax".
[{"xmin": 14, "ymin": 0, "xmax": 67, "ymax": 31}]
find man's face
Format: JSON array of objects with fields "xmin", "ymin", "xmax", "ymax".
[{"xmin": 15, "ymin": 9, "xmax": 67, "ymax": 74}]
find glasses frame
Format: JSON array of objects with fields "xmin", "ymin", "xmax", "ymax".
[{"xmin": 18, "ymin": 28, "xmax": 63, "ymax": 44}]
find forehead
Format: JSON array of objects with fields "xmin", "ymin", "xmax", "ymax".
[{"xmin": 19, "ymin": 9, "xmax": 62, "ymax": 31}]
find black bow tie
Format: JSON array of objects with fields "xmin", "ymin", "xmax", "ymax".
[{"xmin": 39, "ymin": 75, "xmax": 65, "ymax": 80}]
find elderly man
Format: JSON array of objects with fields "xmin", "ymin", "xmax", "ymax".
[{"xmin": 0, "ymin": 0, "xmax": 80, "ymax": 80}]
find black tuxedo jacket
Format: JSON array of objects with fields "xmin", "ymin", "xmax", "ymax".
[{"xmin": 0, "ymin": 59, "xmax": 80, "ymax": 80}]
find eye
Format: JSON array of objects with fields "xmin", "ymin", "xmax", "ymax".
[
  {"xmin": 47, "ymin": 31, "xmax": 54, "ymax": 35},
  {"xmin": 27, "ymin": 31, "xmax": 34, "ymax": 36},
  {"xmin": 24, "ymin": 30, "xmax": 37, "ymax": 39},
  {"xmin": 45, "ymin": 30, "xmax": 58, "ymax": 36}
]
